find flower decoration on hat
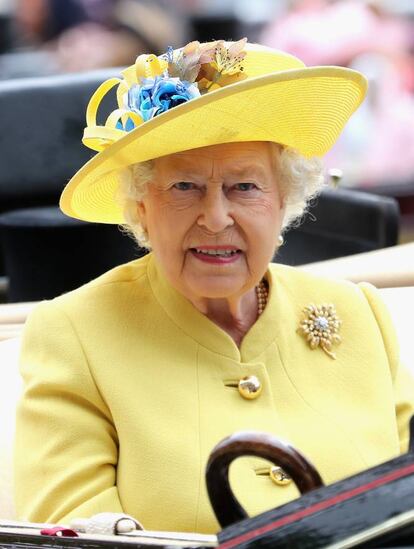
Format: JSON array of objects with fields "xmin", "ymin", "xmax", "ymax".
[
  {"xmin": 83, "ymin": 38, "xmax": 248, "ymax": 152},
  {"xmin": 298, "ymin": 303, "xmax": 342, "ymax": 359},
  {"xmin": 127, "ymin": 76, "xmax": 200, "ymax": 123},
  {"xmin": 197, "ymin": 39, "xmax": 247, "ymax": 91}
]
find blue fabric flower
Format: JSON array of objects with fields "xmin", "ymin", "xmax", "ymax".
[{"xmin": 127, "ymin": 76, "xmax": 200, "ymax": 124}]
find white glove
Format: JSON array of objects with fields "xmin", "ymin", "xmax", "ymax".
[{"xmin": 70, "ymin": 512, "xmax": 144, "ymax": 535}]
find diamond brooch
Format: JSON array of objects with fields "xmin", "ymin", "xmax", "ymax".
[{"xmin": 298, "ymin": 303, "xmax": 342, "ymax": 359}]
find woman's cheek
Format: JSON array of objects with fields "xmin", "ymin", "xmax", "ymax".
[
  {"xmin": 164, "ymin": 192, "xmax": 199, "ymax": 212},
  {"xmin": 237, "ymin": 192, "xmax": 279, "ymax": 213}
]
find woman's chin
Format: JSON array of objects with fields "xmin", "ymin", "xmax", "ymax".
[{"xmin": 183, "ymin": 275, "xmax": 247, "ymax": 300}]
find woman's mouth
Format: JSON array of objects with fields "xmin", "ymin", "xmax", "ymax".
[{"xmin": 189, "ymin": 247, "xmax": 242, "ymax": 264}]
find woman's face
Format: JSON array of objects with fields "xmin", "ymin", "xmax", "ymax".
[{"xmin": 138, "ymin": 141, "xmax": 285, "ymax": 301}]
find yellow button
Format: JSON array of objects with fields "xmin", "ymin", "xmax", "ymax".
[
  {"xmin": 270, "ymin": 466, "xmax": 292, "ymax": 486},
  {"xmin": 238, "ymin": 375, "xmax": 262, "ymax": 400}
]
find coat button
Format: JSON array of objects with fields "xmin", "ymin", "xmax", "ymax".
[
  {"xmin": 270, "ymin": 466, "xmax": 292, "ymax": 486},
  {"xmin": 238, "ymin": 375, "xmax": 262, "ymax": 400}
]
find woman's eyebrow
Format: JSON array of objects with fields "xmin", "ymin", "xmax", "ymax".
[
  {"xmin": 227, "ymin": 165, "xmax": 267, "ymax": 178},
  {"xmin": 168, "ymin": 169, "xmax": 203, "ymax": 179},
  {"xmin": 168, "ymin": 160, "xmax": 202, "ymax": 174},
  {"xmin": 166, "ymin": 160, "xmax": 268, "ymax": 179}
]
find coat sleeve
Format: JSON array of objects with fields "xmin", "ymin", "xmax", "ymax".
[
  {"xmin": 14, "ymin": 300, "xmax": 124, "ymax": 524},
  {"xmin": 359, "ymin": 283, "xmax": 414, "ymax": 454}
]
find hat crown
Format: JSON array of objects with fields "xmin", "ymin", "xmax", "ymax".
[
  {"xmin": 169, "ymin": 41, "xmax": 306, "ymax": 78},
  {"xmin": 239, "ymin": 44, "xmax": 306, "ymax": 78},
  {"xmin": 83, "ymin": 40, "xmax": 308, "ymax": 153}
]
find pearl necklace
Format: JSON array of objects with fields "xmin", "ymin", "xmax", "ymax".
[{"xmin": 255, "ymin": 279, "xmax": 268, "ymax": 315}]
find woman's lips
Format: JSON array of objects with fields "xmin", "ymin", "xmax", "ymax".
[{"xmin": 189, "ymin": 247, "xmax": 242, "ymax": 264}]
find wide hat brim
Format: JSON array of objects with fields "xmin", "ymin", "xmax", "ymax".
[{"xmin": 60, "ymin": 65, "xmax": 367, "ymax": 224}]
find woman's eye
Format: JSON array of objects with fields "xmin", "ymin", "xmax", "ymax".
[
  {"xmin": 234, "ymin": 183, "xmax": 257, "ymax": 191},
  {"xmin": 173, "ymin": 182, "xmax": 195, "ymax": 191}
]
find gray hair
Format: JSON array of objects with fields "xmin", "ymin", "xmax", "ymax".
[{"xmin": 116, "ymin": 145, "xmax": 325, "ymax": 249}]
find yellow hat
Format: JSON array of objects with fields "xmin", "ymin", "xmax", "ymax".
[{"xmin": 60, "ymin": 39, "xmax": 367, "ymax": 224}]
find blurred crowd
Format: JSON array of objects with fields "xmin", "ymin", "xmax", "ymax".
[
  {"xmin": 261, "ymin": 0, "xmax": 414, "ymax": 188},
  {"xmin": 0, "ymin": 0, "xmax": 189, "ymax": 73},
  {"xmin": 0, "ymin": 0, "xmax": 414, "ymax": 189}
]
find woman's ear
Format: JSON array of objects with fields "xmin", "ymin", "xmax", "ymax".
[{"xmin": 137, "ymin": 201, "xmax": 147, "ymax": 230}]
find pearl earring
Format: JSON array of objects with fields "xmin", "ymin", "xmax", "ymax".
[{"xmin": 278, "ymin": 235, "xmax": 284, "ymax": 246}]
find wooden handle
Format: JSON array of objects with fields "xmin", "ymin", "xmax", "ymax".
[
  {"xmin": 409, "ymin": 415, "xmax": 414, "ymax": 454},
  {"xmin": 206, "ymin": 431, "xmax": 324, "ymax": 528}
]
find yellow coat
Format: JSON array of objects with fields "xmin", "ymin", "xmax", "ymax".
[{"xmin": 14, "ymin": 253, "xmax": 414, "ymax": 533}]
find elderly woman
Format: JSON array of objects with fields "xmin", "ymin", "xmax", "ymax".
[{"xmin": 14, "ymin": 40, "xmax": 414, "ymax": 534}]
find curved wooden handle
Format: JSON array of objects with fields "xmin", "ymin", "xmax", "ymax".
[
  {"xmin": 409, "ymin": 415, "xmax": 414, "ymax": 454},
  {"xmin": 206, "ymin": 431, "xmax": 324, "ymax": 528}
]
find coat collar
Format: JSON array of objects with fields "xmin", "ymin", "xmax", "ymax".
[{"xmin": 146, "ymin": 253, "xmax": 293, "ymax": 362}]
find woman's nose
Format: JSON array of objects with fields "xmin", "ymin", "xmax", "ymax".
[{"xmin": 197, "ymin": 188, "xmax": 234, "ymax": 233}]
